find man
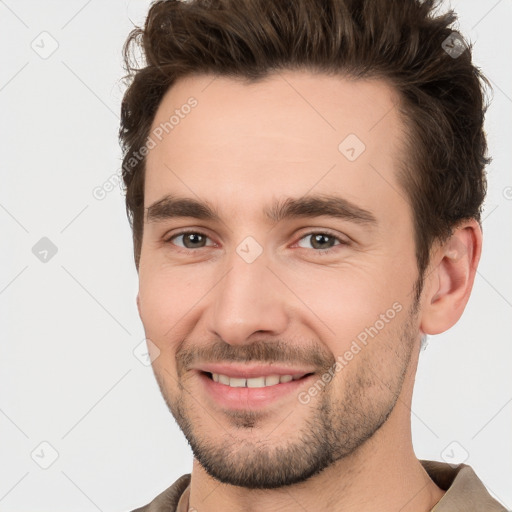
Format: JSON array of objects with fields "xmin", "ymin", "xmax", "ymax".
[{"xmin": 119, "ymin": 0, "xmax": 507, "ymax": 510}]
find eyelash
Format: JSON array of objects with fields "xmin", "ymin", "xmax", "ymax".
[{"xmin": 164, "ymin": 229, "xmax": 348, "ymax": 256}]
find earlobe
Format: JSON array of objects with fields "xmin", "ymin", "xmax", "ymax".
[{"xmin": 420, "ymin": 220, "xmax": 482, "ymax": 335}]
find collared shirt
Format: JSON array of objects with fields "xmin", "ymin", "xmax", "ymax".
[{"xmin": 130, "ymin": 460, "xmax": 508, "ymax": 511}]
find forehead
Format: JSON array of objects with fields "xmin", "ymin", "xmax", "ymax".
[{"xmin": 144, "ymin": 71, "xmax": 409, "ymax": 226}]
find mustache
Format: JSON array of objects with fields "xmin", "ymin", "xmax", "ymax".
[{"xmin": 176, "ymin": 339, "xmax": 335, "ymax": 375}]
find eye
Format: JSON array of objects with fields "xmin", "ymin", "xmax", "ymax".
[
  {"xmin": 164, "ymin": 229, "xmax": 348, "ymax": 255},
  {"xmin": 166, "ymin": 231, "xmax": 215, "ymax": 251},
  {"xmin": 295, "ymin": 231, "xmax": 347, "ymax": 254}
]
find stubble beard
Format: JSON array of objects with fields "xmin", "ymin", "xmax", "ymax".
[{"xmin": 154, "ymin": 301, "xmax": 419, "ymax": 489}]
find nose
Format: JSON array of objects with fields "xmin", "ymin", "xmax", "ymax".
[{"xmin": 206, "ymin": 249, "xmax": 289, "ymax": 345}]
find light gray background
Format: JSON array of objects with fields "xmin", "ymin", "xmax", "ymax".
[{"xmin": 0, "ymin": 1, "xmax": 511, "ymax": 510}]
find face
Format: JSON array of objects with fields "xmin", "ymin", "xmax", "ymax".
[{"xmin": 137, "ymin": 71, "xmax": 423, "ymax": 488}]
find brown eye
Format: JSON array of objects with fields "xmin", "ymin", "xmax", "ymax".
[
  {"xmin": 297, "ymin": 232, "xmax": 344, "ymax": 251},
  {"xmin": 168, "ymin": 231, "xmax": 213, "ymax": 250}
]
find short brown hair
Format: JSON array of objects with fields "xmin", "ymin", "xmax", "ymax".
[{"xmin": 119, "ymin": 0, "xmax": 491, "ymax": 295}]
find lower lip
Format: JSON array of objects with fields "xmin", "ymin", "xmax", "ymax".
[{"xmin": 197, "ymin": 371, "xmax": 315, "ymax": 410}]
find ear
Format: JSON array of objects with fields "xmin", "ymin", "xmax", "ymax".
[
  {"xmin": 419, "ymin": 219, "xmax": 482, "ymax": 335},
  {"xmin": 136, "ymin": 292, "xmax": 141, "ymax": 317}
]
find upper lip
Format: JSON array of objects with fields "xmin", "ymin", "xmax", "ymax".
[{"xmin": 194, "ymin": 363, "xmax": 316, "ymax": 379}]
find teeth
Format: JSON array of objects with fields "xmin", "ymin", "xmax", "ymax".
[
  {"xmin": 218, "ymin": 374, "xmax": 230, "ymax": 385},
  {"xmin": 210, "ymin": 373, "xmax": 304, "ymax": 388},
  {"xmin": 265, "ymin": 375, "xmax": 280, "ymax": 386},
  {"xmin": 228, "ymin": 377, "xmax": 246, "ymax": 388},
  {"xmin": 247, "ymin": 376, "xmax": 266, "ymax": 388}
]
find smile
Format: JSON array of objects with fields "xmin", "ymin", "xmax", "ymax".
[{"xmin": 209, "ymin": 372, "xmax": 306, "ymax": 388}]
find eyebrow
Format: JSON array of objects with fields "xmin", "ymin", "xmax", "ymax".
[{"xmin": 145, "ymin": 193, "xmax": 377, "ymax": 227}]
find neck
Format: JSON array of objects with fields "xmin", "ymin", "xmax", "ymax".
[{"xmin": 187, "ymin": 406, "xmax": 445, "ymax": 512}]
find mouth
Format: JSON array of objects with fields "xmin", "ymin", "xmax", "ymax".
[
  {"xmin": 201, "ymin": 371, "xmax": 314, "ymax": 388},
  {"xmin": 196, "ymin": 368, "xmax": 317, "ymax": 410}
]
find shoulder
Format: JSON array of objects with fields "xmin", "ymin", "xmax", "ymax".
[
  {"xmin": 421, "ymin": 460, "xmax": 508, "ymax": 511},
  {"xmin": 129, "ymin": 473, "xmax": 191, "ymax": 512}
]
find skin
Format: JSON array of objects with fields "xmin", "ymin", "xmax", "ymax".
[{"xmin": 136, "ymin": 70, "xmax": 482, "ymax": 512}]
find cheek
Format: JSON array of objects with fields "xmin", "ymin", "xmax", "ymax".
[
  {"xmin": 285, "ymin": 262, "xmax": 406, "ymax": 352},
  {"xmin": 137, "ymin": 266, "xmax": 198, "ymax": 342}
]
